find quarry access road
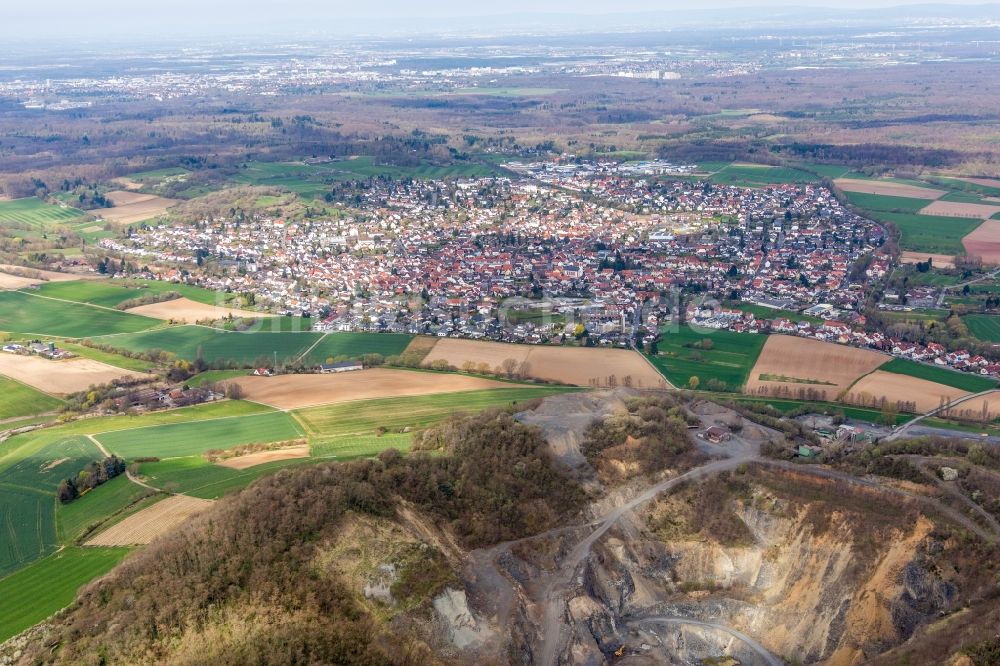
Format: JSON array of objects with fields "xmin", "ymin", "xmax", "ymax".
[
  {"xmin": 627, "ymin": 616, "xmax": 785, "ymax": 666},
  {"xmin": 537, "ymin": 451, "xmax": 759, "ymax": 666}
]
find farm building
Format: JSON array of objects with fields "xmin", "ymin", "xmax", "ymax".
[
  {"xmin": 705, "ymin": 426, "xmax": 731, "ymax": 443},
  {"xmin": 318, "ymin": 361, "xmax": 363, "ymax": 373}
]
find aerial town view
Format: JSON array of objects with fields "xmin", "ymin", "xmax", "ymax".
[{"xmin": 2, "ymin": 1, "xmax": 1000, "ymax": 664}]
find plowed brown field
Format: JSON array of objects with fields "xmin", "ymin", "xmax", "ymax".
[
  {"xmin": 834, "ymin": 179, "xmax": 946, "ymax": 199},
  {"xmin": 422, "ymin": 339, "xmax": 669, "ymax": 388},
  {"xmin": 93, "ymin": 191, "xmax": 178, "ymax": 225},
  {"xmin": 962, "ymin": 220, "xmax": 1000, "ymax": 264},
  {"xmin": 225, "ymin": 368, "xmax": 516, "ymax": 409},
  {"xmin": 900, "ymin": 251, "xmax": 956, "ymax": 268},
  {"xmin": 85, "ymin": 494, "xmax": 213, "ymax": 546},
  {"xmin": 125, "ymin": 297, "xmax": 273, "ymax": 323},
  {"xmin": 0, "ymin": 354, "xmax": 150, "ymax": 394},
  {"xmin": 744, "ymin": 335, "xmax": 887, "ymax": 399},
  {"xmin": 217, "ymin": 444, "xmax": 310, "ymax": 470},
  {"xmin": 843, "ymin": 370, "xmax": 968, "ymax": 413},
  {"xmin": 919, "ymin": 200, "xmax": 1000, "ymax": 219}
]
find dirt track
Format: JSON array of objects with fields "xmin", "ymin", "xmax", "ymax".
[
  {"xmin": 85, "ymin": 494, "xmax": 213, "ymax": 546},
  {"xmin": 0, "ymin": 354, "xmax": 150, "ymax": 394},
  {"xmin": 126, "ymin": 297, "xmax": 274, "ymax": 323},
  {"xmin": 224, "ymin": 368, "xmax": 516, "ymax": 409},
  {"xmin": 423, "ymin": 339, "xmax": 667, "ymax": 388}
]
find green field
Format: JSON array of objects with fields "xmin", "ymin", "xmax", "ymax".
[
  {"xmin": 646, "ymin": 326, "xmax": 767, "ymax": 390},
  {"xmin": 56, "ymin": 474, "xmax": 157, "ymax": 543},
  {"xmin": 94, "ymin": 326, "xmax": 320, "ymax": 364},
  {"xmin": 719, "ymin": 394, "xmax": 913, "ymax": 424},
  {"xmin": 138, "ymin": 455, "xmax": 319, "ymax": 499},
  {"xmin": 709, "ymin": 164, "xmax": 818, "ymax": 187},
  {"xmin": 843, "ymin": 191, "xmax": 935, "ymax": 212},
  {"xmin": 0, "ymin": 376, "xmax": 63, "ymax": 420},
  {"xmin": 799, "ymin": 163, "xmax": 851, "ymax": 179},
  {"xmin": 95, "ymin": 326, "xmax": 411, "ymax": 365},
  {"xmin": 879, "ymin": 309, "xmax": 949, "ymax": 325},
  {"xmin": 0, "ymin": 291, "xmax": 159, "ymax": 337},
  {"xmin": 29, "ymin": 279, "xmax": 228, "ymax": 308},
  {"xmin": 879, "ymin": 357, "xmax": 997, "ymax": 392},
  {"xmin": 232, "ymin": 157, "xmax": 497, "ymax": 198},
  {"xmin": 304, "ymin": 332, "xmax": 413, "ymax": 362},
  {"xmin": 297, "ymin": 386, "xmax": 575, "ymax": 450},
  {"xmin": 95, "ymin": 410, "xmax": 303, "ymax": 458},
  {"xmin": 186, "ymin": 369, "xmax": 251, "ymax": 387},
  {"xmin": 931, "ymin": 177, "xmax": 1000, "ymax": 198},
  {"xmin": 0, "ymin": 546, "xmax": 130, "ymax": 643},
  {"xmin": 0, "ymin": 435, "xmax": 102, "ymax": 576},
  {"xmin": 963, "ymin": 314, "xmax": 1000, "ymax": 343},
  {"xmin": 54, "ymin": 340, "xmax": 157, "ymax": 372},
  {"xmin": 863, "ymin": 211, "xmax": 982, "ymax": 254},
  {"xmin": 127, "ymin": 166, "xmax": 191, "ymax": 182},
  {"xmin": 0, "ymin": 197, "xmax": 87, "ymax": 228},
  {"xmin": 0, "ymin": 400, "xmax": 270, "ymax": 577}
]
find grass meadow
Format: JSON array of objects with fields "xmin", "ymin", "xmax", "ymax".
[
  {"xmin": 709, "ymin": 164, "xmax": 818, "ymax": 187},
  {"xmin": 0, "ymin": 197, "xmax": 87, "ymax": 228},
  {"xmin": 0, "ymin": 291, "xmax": 159, "ymax": 337},
  {"xmin": 95, "ymin": 410, "xmax": 303, "ymax": 458},
  {"xmin": 95, "ymin": 326, "xmax": 412, "ymax": 365},
  {"xmin": 0, "ymin": 376, "xmax": 63, "ymax": 420},
  {"xmin": 963, "ymin": 314, "xmax": 1000, "ymax": 343},
  {"xmin": 0, "ymin": 546, "xmax": 130, "ymax": 643},
  {"xmin": 56, "ymin": 474, "xmax": 157, "ymax": 544},
  {"xmin": 879, "ymin": 357, "xmax": 997, "ymax": 392},
  {"xmin": 30, "ymin": 279, "xmax": 227, "ymax": 308},
  {"xmin": 646, "ymin": 325, "xmax": 767, "ymax": 390}
]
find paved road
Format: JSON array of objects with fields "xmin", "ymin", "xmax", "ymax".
[
  {"xmin": 627, "ymin": 616, "xmax": 784, "ymax": 666},
  {"xmin": 888, "ymin": 387, "xmax": 999, "ymax": 441}
]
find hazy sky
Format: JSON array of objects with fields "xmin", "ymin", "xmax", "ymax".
[{"xmin": 3, "ymin": 0, "xmax": 998, "ymax": 40}]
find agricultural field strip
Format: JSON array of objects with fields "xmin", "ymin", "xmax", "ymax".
[
  {"xmin": 295, "ymin": 332, "xmax": 329, "ymax": 363},
  {"xmin": 0, "ymin": 291, "xmax": 161, "ymax": 338},
  {"xmin": 17, "ymin": 288, "xmax": 135, "ymax": 314},
  {"xmin": 0, "ymin": 546, "xmax": 130, "ymax": 644},
  {"xmin": 91, "ymin": 410, "xmax": 304, "ymax": 458}
]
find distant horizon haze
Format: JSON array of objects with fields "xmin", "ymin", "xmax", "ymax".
[{"xmin": 3, "ymin": 1, "xmax": 1000, "ymax": 42}]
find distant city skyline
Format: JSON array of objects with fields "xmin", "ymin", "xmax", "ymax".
[{"xmin": 4, "ymin": 1, "xmax": 1000, "ymax": 41}]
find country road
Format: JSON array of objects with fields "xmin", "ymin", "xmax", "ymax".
[
  {"xmin": 888, "ymin": 387, "xmax": 999, "ymax": 441},
  {"xmin": 627, "ymin": 616, "xmax": 785, "ymax": 666}
]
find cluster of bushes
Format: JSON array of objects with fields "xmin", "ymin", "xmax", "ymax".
[
  {"xmin": 56, "ymin": 455, "xmax": 127, "ymax": 503},
  {"xmin": 715, "ymin": 398, "xmax": 821, "ymax": 447},
  {"xmin": 203, "ymin": 438, "xmax": 307, "ymax": 463},
  {"xmin": 648, "ymin": 471, "xmax": 754, "ymax": 547},
  {"xmin": 80, "ymin": 339, "xmax": 175, "ymax": 365},
  {"xmin": 115, "ymin": 291, "xmax": 181, "ymax": 310},
  {"xmin": 26, "ymin": 410, "xmax": 580, "ymax": 664},
  {"xmin": 62, "ymin": 376, "xmax": 152, "ymax": 412},
  {"xmin": 580, "ymin": 395, "xmax": 701, "ymax": 479}
]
